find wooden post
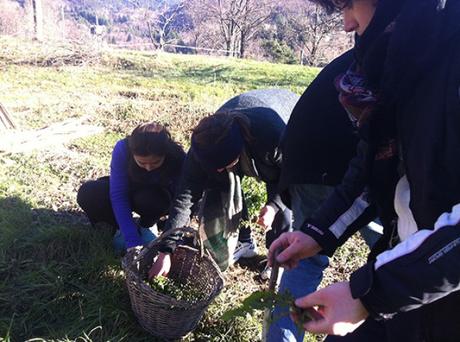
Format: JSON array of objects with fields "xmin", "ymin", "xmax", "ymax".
[
  {"xmin": 60, "ymin": 4, "xmax": 65, "ymax": 40},
  {"xmin": 32, "ymin": 0, "xmax": 44, "ymax": 41},
  {"xmin": 0, "ymin": 103, "xmax": 16, "ymax": 130}
]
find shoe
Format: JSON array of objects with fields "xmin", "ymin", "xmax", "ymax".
[
  {"xmin": 233, "ymin": 240, "xmax": 258, "ymax": 263},
  {"xmin": 260, "ymin": 264, "xmax": 272, "ymax": 281},
  {"xmin": 112, "ymin": 228, "xmax": 157, "ymax": 255},
  {"xmin": 259, "ymin": 261, "xmax": 284, "ymax": 283},
  {"xmin": 139, "ymin": 226, "xmax": 157, "ymax": 245},
  {"xmin": 112, "ymin": 229, "xmax": 126, "ymax": 255}
]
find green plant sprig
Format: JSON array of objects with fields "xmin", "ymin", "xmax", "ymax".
[
  {"xmin": 145, "ymin": 275, "xmax": 204, "ymax": 303},
  {"xmin": 221, "ymin": 290, "xmax": 317, "ymax": 331},
  {"xmin": 221, "ymin": 290, "xmax": 293, "ymax": 320}
]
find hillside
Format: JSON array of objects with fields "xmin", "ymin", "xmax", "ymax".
[
  {"xmin": 66, "ymin": 0, "xmax": 178, "ymax": 11},
  {"xmin": 2, "ymin": 0, "xmax": 351, "ymax": 65},
  {"xmin": 0, "ymin": 37, "xmax": 368, "ymax": 341}
]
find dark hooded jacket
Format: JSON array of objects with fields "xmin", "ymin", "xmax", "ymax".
[
  {"xmin": 165, "ymin": 89, "xmax": 299, "ymax": 231},
  {"xmin": 300, "ymin": 0, "xmax": 460, "ymax": 339},
  {"xmin": 279, "ymin": 50, "xmax": 357, "ymax": 192}
]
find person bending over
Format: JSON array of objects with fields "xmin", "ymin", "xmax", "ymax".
[{"xmin": 150, "ymin": 88, "xmax": 299, "ymax": 276}]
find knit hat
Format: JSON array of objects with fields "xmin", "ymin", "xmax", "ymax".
[{"xmin": 191, "ymin": 122, "xmax": 244, "ymax": 170}]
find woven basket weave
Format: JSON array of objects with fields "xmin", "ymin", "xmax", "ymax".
[{"xmin": 122, "ymin": 227, "xmax": 224, "ymax": 340}]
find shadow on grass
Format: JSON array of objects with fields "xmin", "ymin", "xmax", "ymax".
[
  {"xmin": 236, "ymin": 255, "xmax": 267, "ymax": 275},
  {"xmin": 0, "ymin": 195, "xmax": 161, "ymax": 341},
  {"xmin": 0, "ymin": 196, "xmax": 258, "ymax": 342}
]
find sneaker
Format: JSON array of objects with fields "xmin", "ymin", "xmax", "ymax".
[
  {"xmin": 139, "ymin": 226, "xmax": 157, "ymax": 245},
  {"xmin": 233, "ymin": 240, "xmax": 258, "ymax": 263},
  {"xmin": 112, "ymin": 229, "xmax": 126, "ymax": 255},
  {"xmin": 260, "ymin": 264, "xmax": 272, "ymax": 281},
  {"xmin": 259, "ymin": 261, "xmax": 284, "ymax": 283}
]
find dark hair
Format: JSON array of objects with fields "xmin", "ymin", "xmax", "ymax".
[
  {"xmin": 310, "ymin": 0, "xmax": 353, "ymax": 14},
  {"xmin": 192, "ymin": 111, "xmax": 253, "ymax": 147},
  {"xmin": 128, "ymin": 122, "xmax": 181, "ymax": 157},
  {"xmin": 126, "ymin": 122, "xmax": 185, "ymax": 180}
]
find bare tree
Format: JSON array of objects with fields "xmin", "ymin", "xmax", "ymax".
[
  {"xmin": 284, "ymin": 1, "xmax": 343, "ymax": 65},
  {"xmin": 234, "ymin": 0, "xmax": 275, "ymax": 57},
  {"xmin": 128, "ymin": 0, "xmax": 185, "ymax": 51},
  {"xmin": 147, "ymin": 1, "xmax": 185, "ymax": 50},
  {"xmin": 205, "ymin": 0, "xmax": 241, "ymax": 56},
  {"xmin": 188, "ymin": 0, "xmax": 275, "ymax": 58}
]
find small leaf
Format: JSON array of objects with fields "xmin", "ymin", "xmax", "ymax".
[{"xmin": 221, "ymin": 290, "xmax": 295, "ymax": 321}]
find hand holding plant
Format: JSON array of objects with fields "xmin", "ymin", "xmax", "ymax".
[
  {"xmin": 294, "ymin": 282, "xmax": 368, "ymax": 336},
  {"xmin": 268, "ymin": 231, "xmax": 322, "ymax": 270}
]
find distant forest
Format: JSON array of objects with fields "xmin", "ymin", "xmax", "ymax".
[{"xmin": 0, "ymin": 0, "xmax": 353, "ymax": 66}]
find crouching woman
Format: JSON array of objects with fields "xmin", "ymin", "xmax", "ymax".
[{"xmin": 77, "ymin": 122, "xmax": 185, "ymax": 253}]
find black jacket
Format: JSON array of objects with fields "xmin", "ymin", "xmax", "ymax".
[
  {"xmin": 279, "ymin": 50, "xmax": 357, "ymax": 193},
  {"xmin": 302, "ymin": 0, "xmax": 460, "ymax": 339},
  {"xmin": 166, "ymin": 89, "xmax": 299, "ymax": 231}
]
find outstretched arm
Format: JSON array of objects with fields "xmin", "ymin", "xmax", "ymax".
[{"xmin": 110, "ymin": 140, "xmax": 142, "ymax": 249}]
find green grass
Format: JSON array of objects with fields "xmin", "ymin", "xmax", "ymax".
[{"xmin": 0, "ymin": 36, "xmax": 368, "ymax": 342}]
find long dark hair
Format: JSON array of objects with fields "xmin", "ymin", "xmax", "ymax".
[{"xmin": 127, "ymin": 122, "xmax": 185, "ymax": 181}]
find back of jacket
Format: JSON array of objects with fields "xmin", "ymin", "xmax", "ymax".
[
  {"xmin": 280, "ymin": 50, "xmax": 358, "ymax": 192},
  {"xmin": 166, "ymin": 89, "xmax": 299, "ymax": 231}
]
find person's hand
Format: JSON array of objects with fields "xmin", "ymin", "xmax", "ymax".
[
  {"xmin": 268, "ymin": 231, "xmax": 321, "ymax": 269},
  {"xmin": 148, "ymin": 252, "xmax": 171, "ymax": 279},
  {"xmin": 126, "ymin": 246, "xmax": 142, "ymax": 254},
  {"xmin": 257, "ymin": 205, "xmax": 276, "ymax": 229},
  {"xmin": 293, "ymin": 282, "xmax": 368, "ymax": 336}
]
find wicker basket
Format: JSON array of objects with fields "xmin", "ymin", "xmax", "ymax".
[{"xmin": 122, "ymin": 227, "xmax": 224, "ymax": 340}]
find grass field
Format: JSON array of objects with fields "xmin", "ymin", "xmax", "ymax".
[{"xmin": 0, "ymin": 37, "xmax": 369, "ymax": 342}]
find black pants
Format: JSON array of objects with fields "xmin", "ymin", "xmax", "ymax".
[{"xmin": 77, "ymin": 177, "xmax": 170, "ymax": 230}]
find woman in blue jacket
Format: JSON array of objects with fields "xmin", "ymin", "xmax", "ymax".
[{"xmin": 77, "ymin": 122, "xmax": 185, "ymax": 253}]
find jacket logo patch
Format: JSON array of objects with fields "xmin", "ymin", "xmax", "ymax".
[
  {"xmin": 428, "ymin": 237, "xmax": 460, "ymax": 264},
  {"xmin": 307, "ymin": 223, "xmax": 324, "ymax": 236}
]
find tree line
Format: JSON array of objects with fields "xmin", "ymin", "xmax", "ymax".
[{"xmin": 0, "ymin": 0, "xmax": 353, "ymax": 66}]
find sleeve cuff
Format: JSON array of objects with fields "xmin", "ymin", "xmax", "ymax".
[
  {"xmin": 300, "ymin": 222, "xmax": 340, "ymax": 257},
  {"xmin": 350, "ymin": 262, "xmax": 394, "ymax": 320},
  {"xmin": 157, "ymin": 232, "xmax": 185, "ymax": 254},
  {"xmin": 267, "ymin": 194, "xmax": 286, "ymax": 213},
  {"xmin": 125, "ymin": 237, "xmax": 143, "ymax": 249}
]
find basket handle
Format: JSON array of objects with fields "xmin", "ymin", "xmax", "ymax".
[{"xmin": 132, "ymin": 226, "xmax": 203, "ymax": 269}]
